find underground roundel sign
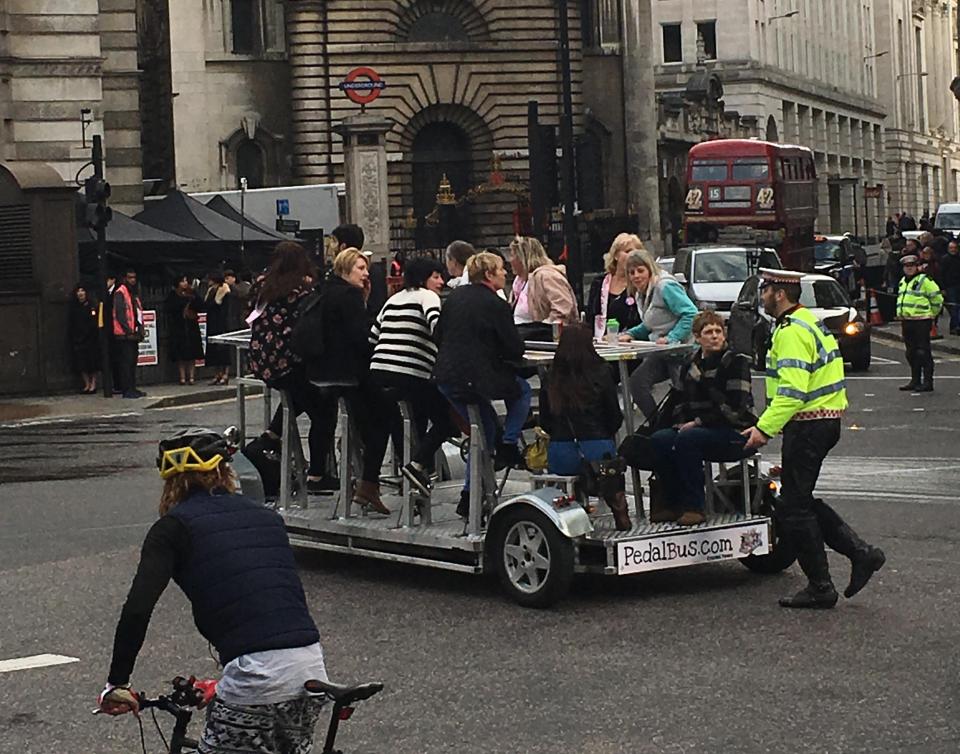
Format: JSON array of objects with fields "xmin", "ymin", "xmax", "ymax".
[{"xmin": 339, "ymin": 67, "xmax": 386, "ymax": 105}]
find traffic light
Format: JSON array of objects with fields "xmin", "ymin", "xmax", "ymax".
[{"xmin": 84, "ymin": 176, "xmax": 113, "ymax": 230}]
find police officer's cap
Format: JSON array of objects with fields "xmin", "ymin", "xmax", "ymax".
[
  {"xmin": 758, "ymin": 268, "xmax": 804, "ymax": 287},
  {"xmin": 900, "ymin": 254, "xmax": 919, "ymax": 265}
]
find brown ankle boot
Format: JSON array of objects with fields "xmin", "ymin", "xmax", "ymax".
[
  {"xmin": 605, "ymin": 491, "xmax": 632, "ymax": 531},
  {"xmin": 353, "ymin": 480, "xmax": 390, "ymax": 515}
]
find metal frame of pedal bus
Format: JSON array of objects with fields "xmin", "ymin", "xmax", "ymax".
[{"xmin": 211, "ymin": 332, "xmax": 789, "ymax": 607}]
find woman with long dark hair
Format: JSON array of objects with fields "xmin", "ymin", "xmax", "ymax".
[
  {"xmin": 203, "ymin": 270, "xmax": 232, "ymax": 385},
  {"xmin": 539, "ymin": 326, "xmax": 631, "ymax": 530},
  {"xmin": 69, "ymin": 284, "xmax": 101, "ymax": 393},
  {"xmin": 248, "ymin": 241, "xmax": 339, "ymax": 494}
]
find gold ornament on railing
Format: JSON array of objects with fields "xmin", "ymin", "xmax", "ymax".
[{"xmin": 436, "ymin": 174, "xmax": 456, "ymax": 205}]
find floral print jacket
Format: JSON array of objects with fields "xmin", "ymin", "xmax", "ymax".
[{"xmin": 247, "ymin": 282, "xmax": 311, "ymax": 386}]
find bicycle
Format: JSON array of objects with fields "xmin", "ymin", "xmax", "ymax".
[{"xmin": 99, "ymin": 674, "xmax": 384, "ymax": 754}]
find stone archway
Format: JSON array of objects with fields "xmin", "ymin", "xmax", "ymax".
[{"xmin": 766, "ymin": 115, "xmax": 779, "ymax": 143}]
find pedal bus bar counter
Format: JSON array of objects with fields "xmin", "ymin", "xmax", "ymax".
[{"xmin": 209, "ymin": 331, "xmax": 789, "ymax": 607}]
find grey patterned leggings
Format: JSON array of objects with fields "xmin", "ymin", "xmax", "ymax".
[{"xmin": 198, "ymin": 695, "xmax": 328, "ymax": 754}]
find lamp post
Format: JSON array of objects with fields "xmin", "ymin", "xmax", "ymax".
[
  {"xmin": 239, "ymin": 176, "xmax": 247, "ymax": 273},
  {"xmin": 766, "ymin": 10, "xmax": 798, "ymax": 66},
  {"xmin": 556, "ymin": 0, "xmax": 582, "ymax": 305}
]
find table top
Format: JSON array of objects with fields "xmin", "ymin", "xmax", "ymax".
[{"xmin": 208, "ymin": 330, "xmax": 693, "ymax": 363}]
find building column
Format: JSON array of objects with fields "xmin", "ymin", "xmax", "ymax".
[
  {"xmin": 99, "ymin": 0, "xmax": 144, "ymax": 214},
  {"xmin": 285, "ymin": 0, "xmax": 332, "ymax": 184},
  {"xmin": 621, "ymin": 0, "xmax": 661, "ymax": 251}
]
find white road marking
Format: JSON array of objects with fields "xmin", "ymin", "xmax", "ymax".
[
  {"xmin": 819, "ymin": 489, "xmax": 959, "ymax": 504},
  {"xmin": 0, "ymin": 654, "xmax": 79, "ymax": 673},
  {"xmin": 864, "ymin": 393, "xmax": 875, "ymax": 397},
  {"xmin": 0, "ymin": 412, "xmax": 138, "ymax": 429},
  {"xmin": 871, "ymin": 356, "xmax": 900, "ymax": 365},
  {"xmin": 913, "ymin": 407, "xmax": 926, "ymax": 411}
]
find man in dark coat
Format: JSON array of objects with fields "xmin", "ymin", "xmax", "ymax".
[{"xmin": 434, "ymin": 251, "xmax": 531, "ymax": 515}]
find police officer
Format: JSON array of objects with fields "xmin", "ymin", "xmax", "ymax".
[
  {"xmin": 742, "ymin": 269, "xmax": 885, "ymax": 609},
  {"xmin": 897, "ymin": 254, "xmax": 943, "ymax": 392}
]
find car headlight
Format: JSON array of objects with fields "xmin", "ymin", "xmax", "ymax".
[{"xmin": 843, "ymin": 321, "xmax": 864, "ymax": 336}]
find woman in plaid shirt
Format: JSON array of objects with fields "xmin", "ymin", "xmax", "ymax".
[{"xmin": 648, "ymin": 311, "xmax": 756, "ymax": 526}]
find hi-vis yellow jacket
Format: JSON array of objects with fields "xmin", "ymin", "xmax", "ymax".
[
  {"xmin": 896, "ymin": 273, "xmax": 943, "ymax": 320},
  {"xmin": 757, "ymin": 305, "xmax": 847, "ymax": 437}
]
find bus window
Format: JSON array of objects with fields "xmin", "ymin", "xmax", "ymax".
[
  {"xmin": 731, "ymin": 160, "xmax": 770, "ymax": 181},
  {"xmin": 691, "ymin": 161, "xmax": 728, "ymax": 181}
]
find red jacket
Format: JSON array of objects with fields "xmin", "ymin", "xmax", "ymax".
[{"xmin": 112, "ymin": 285, "xmax": 142, "ymax": 338}]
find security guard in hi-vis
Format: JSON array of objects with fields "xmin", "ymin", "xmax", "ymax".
[
  {"xmin": 896, "ymin": 254, "xmax": 943, "ymax": 392},
  {"xmin": 741, "ymin": 269, "xmax": 885, "ymax": 609}
]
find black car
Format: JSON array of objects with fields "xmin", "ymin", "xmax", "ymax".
[{"xmin": 728, "ymin": 272, "xmax": 871, "ymax": 372}]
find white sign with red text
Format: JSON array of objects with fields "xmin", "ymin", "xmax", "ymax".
[
  {"xmin": 137, "ymin": 310, "xmax": 158, "ymax": 367},
  {"xmin": 616, "ymin": 521, "xmax": 771, "ymax": 575}
]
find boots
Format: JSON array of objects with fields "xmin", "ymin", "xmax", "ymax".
[
  {"xmin": 814, "ymin": 499, "xmax": 886, "ymax": 599},
  {"xmin": 918, "ymin": 359, "xmax": 934, "ymax": 392},
  {"xmin": 899, "ymin": 361, "xmax": 921, "ymax": 391},
  {"xmin": 353, "ymin": 480, "xmax": 390, "ymax": 515},
  {"xmin": 604, "ymin": 491, "xmax": 632, "ymax": 531},
  {"xmin": 778, "ymin": 517, "xmax": 838, "ymax": 609}
]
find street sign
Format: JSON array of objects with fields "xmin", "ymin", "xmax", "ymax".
[
  {"xmin": 864, "ymin": 185, "xmax": 884, "ymax": 199},
  {"xmin": 338, "ymin": 67, "xmax": 386, "ymax": 106},
  {"xmin": 276, "ymin": 199, "xmax": 290, "ymax": 216},
  {"xmin": 276, "ymin": 218, "xmax": 301, "ymax": 233}
]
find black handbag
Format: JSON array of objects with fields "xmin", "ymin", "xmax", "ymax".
[{"xmin": 564, "ymin": 417, "xmax": 626, "ymax": 498}]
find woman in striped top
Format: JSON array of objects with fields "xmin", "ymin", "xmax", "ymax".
[{"xmin": 370, "ymin": 257, "xmax": 456, "ymax": 496}]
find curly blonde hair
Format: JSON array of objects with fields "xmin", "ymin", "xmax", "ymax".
[
  {"xmin": 603, "ymin": 233, "xmax": 645, "ymax": 274},
  {"xmin": 508, "ymin": 236, "xmax": 552, "ymax": 275},
  {"xmin": 159, "ymin": 462, "xmax": 237, "ymax": 516}
]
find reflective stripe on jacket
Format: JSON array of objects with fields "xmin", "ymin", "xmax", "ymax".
[
  {"xmin": 757, "ymin": 305, "xmax": 847, "ymax": 437},
  {"xmin": 896, "ymin": 273, "xmax": 943, "ymax": 320}
]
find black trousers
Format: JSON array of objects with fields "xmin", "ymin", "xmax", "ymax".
[
  {"xmin": 113, "ymin": 338, "xmax": 138, "ymax": 394},
  {"xmin": 779, "ymin": 419, "xmax": 843, "ymax": 586},
  {"xmin": 267, "ymin": 369, "xmax": 337, "ymax": 477},
  {"xmin": 373, "ymin": 372, "xmax": 457, "ymax": 468},
  {"xmin": 901, "ymin": 319, "xmax": 934, "ymax": 385}
]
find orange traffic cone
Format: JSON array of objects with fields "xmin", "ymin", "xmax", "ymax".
[
  {"xmin": 868, "ymin": 289, "xmax": 884, "ymax": 326},
  {"xmin": 931, "ymin": 319, "xmax": 941, "ymax": 339}
]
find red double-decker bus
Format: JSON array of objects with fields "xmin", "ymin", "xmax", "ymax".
[{"xmin": 682, "ymin": 139, "xmax": 818, "ymax": 271}]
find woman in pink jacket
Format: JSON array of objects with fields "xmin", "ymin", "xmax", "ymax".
[{"xmin": 508, "ymin": 236, "xmax": 579, "ymax": 333}]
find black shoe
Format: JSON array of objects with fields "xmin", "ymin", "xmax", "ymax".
[
  {"xmin": 456, "ymin": 490, "xmax": 470, "ymax": 518},
  {"xmin": 898, "ymin": 383, "xmax": 919, "ymax": 391},
  {"xmin": 845, "ymin": 547, "xmax": 885, "ymax": 598},
  {"xmin": 494, "ymin": 442, "xmax": 523, "ymax": 471},
  {"xmin": 306, "ymin": 476, "xmax": 340, "ymax": 494},
  {"xmin": 122, "ymin": 390, "xmax": 142, "ymax": 399},
  {"xmin": 915, "ymin": 384, "xmax": 934, "ymax": 392},
  {"xmin": 779, "ymin": 584, "xmax": 838, "ymax": 609},
  {"xmin": 402, "ymin": 463, "xmax": 432, "ymax": 497}
]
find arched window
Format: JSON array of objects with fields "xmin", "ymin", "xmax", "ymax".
[
  {"xmin": 236, "ymin": 139, "xmax": 265, "ymax": 188},
  {"xmin": 766, "ymin": 115, "xmax": 779, "ymax": 143},
  {"xmin": 411, "ymin": 122, "xmax": 472, "ymax": 218},
  {"xmin": 407, "ymin": 11, "xmax": 469, "ymax": 42}
]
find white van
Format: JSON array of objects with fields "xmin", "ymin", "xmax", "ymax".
[{"xmin": 934, "ymin": 203, "xmax": 960, "ymax": 236}]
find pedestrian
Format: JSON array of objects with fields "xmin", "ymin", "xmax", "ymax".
[
  {"xmin": 308, "ymin": 248, "xmax": 392, "ymax": 514},
  {"xmin": 618, "ymin": 249, "xmax": 698, "ymax": 421},
  {"xmin": 896, "ymin": 254, "xmax": 944, "ymax": 392},
  {"xmin": 444, "ymin": 240, "xmax": 476, "ymax": 290},
  {"xmin": 248, "ymin": 241, "xmax": 339, "ymax": 495},
  {"xmin": 584, "ymin": 233, "xmax": 643, "ymax": 339},
  {"xmin": 741, "ymin": 268, "xmax": 885, "ymax": 609},
  {"xmin": 899, "ymin": 211, "xmax": 917, "ymax": 232},
  {"xmin": 203, "ymin": 271, "xmax": 232, "ymax": 385},
  {"xmin": 68, "ymin": 284, "xmax": 101, "ymax": 393},
  {"xmin": 164, "ymin": 274, "xmax": 205, "ymax": 385},
  {"xmin": 919, "ymin": 210, "xmax": 932, "ymax": 231},
  {"xmin": 222, "ymin": 269, "xmax": 251, "ymax": 332},
  {"xmin": 507, "ymin": 236, "xmax": 579, "ymax": 333},
  {"xmin": 885, "ymin": 215, "xmax": 897, "ymax": 239},
  {"xmin": 940, "ymin": 240, "xmax": 960, "ymax": 335},
  {"xmin": 434, "ymin": 251, "xmax": 532, "ymax": 518},
  {"xmin": 368, "ymin": 256, "xmax": 456, "ymax": 498},
  {"xmin": 648, "ymin": 311, "xmax": 756, "ymax": 527},
  {"xmin": 96, "ymin": 428, "xmax": 330, "ymax": 752},
  {"xmin": 918, "ymin": 245, "xmax": 940, "ymax": 285},
  {"xmin": 112, "ymin": 268, "xmax": 145, "ymax": 399},
  {"xmin": 538, "ymin": 325, "xmax": 631, "ymax": 531}
]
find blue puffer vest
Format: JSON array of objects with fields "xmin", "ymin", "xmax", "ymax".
[{"xmin": 167, "ymin": 491, "xmax": 319, "ymax": 666}]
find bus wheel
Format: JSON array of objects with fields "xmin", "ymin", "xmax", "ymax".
[{"xmin": 492, "ymin": 507, "xmax": 574, "ymax": 608}]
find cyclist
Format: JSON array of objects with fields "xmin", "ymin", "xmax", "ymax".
[{"xmin": 97, "ymin": 428, "xmax": 329, "ymax": 752}]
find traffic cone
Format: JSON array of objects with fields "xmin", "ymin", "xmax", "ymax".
[
  {"xmin": 868, "ymin": 289, "xmax": 884, "ymax": 326},
  {"xmin": 931, "ymin": 319, "xmax": 941, "ymax": 339}
]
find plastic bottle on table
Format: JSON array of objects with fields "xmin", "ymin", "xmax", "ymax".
[{"xmin": 605, "ymin": 318, "xmax": 620, "ymax": 345}]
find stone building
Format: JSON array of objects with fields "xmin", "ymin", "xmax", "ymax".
[
  {"xmin": 156, "ymin": 0, "xmax": 592, "ymax": 249},
  {"xmin": 651, "ymin": 0, "xmax": 889, "ymax": 237},
  {"xmin": 0, "ymin": 0, "xmax": 143, "ymax": 214},
  {"xmin": 874, "ymin": 0, "xmax": 960, "ymax": 219}
]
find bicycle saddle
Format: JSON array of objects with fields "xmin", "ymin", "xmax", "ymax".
[{"xmin": 304, "ymin": 679, "xmax": 384, "ymax": 705}]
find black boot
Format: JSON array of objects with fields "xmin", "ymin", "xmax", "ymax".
[
  {"xmin": 899, "ymin": 362, "xmax": 921, "ymax": 391},
  {"xmin": 813, "ymin": 499, "xmax": 886, "ymax": 599},
  {"xmin": 778, "ymin": 517, "xmax": 838, "ymax": 609}
]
